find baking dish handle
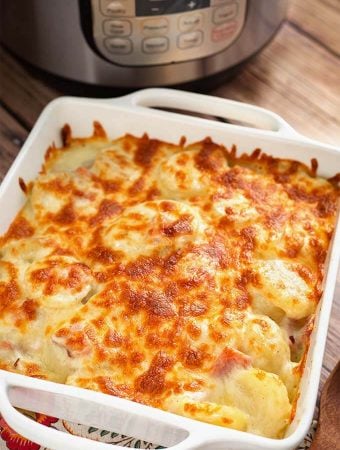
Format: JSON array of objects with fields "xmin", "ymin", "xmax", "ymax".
[
  {"xmin": 0, "ymin": 371, "xmax": 217, "ymax": 450},
  {"xmin": 0, "ymin": 392, "xmax": 121, "ymax": 450},
  {"xmin": 114, "ymin": 88, "xmax": 301, "ymax": 138}
]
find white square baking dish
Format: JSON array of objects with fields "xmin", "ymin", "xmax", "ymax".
[{"xmin": 0, "ymin": 88, "xmax": 339, "ymax": 450}]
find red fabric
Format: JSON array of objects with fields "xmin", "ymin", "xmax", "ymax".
[{"xmin": 0, "ymin": 414, "xmax": 57, "ymax": 450}]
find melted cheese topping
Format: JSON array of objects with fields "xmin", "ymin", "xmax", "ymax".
[{"xmin": 0, "ymin": 123, "xmax": 338, "ymax": 439}]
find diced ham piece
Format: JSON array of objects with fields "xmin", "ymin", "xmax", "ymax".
[{"xmin": 212, "ymin": 347, "xmax": 251, "ymax": 377}]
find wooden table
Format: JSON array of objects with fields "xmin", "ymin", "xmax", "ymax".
[{"xmin": 0, "ymin": 0, "xmax": 339, "ymax": 391}]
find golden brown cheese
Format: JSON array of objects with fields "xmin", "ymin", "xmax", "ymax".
[{"xmin": 0, "ymin": 122, "xmax": 339, "ymax": 439}]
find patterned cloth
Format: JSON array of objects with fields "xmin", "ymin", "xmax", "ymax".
[{"xmin": 0, "ymin": 408, "xmax": 318, "ymax": 450}]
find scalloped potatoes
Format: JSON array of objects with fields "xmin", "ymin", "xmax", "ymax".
[{"xmin": 0, "ymin": 123, "xmax": 338, "ymax": 438}]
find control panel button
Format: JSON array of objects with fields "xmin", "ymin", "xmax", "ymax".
[
  {"xmin": 187, "ymin": 1, "xmax": 197, "ymax": 8},
  {"xmin": 103, "ymin": 20, "xmax": 131, "ymax": 36},
  {"xmin": 142, "ymin": 18, "xmax": 169, "ymax": 36},
  {"xmin": 137, "ymin": 4, "xmax": 166, "ymax": 16},
  {"xmin": 213, "ymin": 4, "xmax": 238, "ymax": 24},
  {"xmin": 104, "ymin": 37, "xmax": 132, "ymax": 54},
  {"xmin": 211, "ymin": 21, "xmax": 237, "ymax": 42},
  {"xmin": 101, "ymin": 1, "xmax": 128, "ymax": 16},
  {"xmin": 178, "ymin": 31, "xmax": 203, "ymax": 49},
  {"xmin": 178, "ymin": 13, "xmax": 203, "ymax": 32},
  {"xmin": 142, "ymin": 37, "xmax": 169, "ymax": 53}
]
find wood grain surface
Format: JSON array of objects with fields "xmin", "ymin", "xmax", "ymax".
[{"xmin": 0, "ymin": 0, "xmax": 339, "ymax": 390}]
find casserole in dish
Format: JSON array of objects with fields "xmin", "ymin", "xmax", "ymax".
[{"xmin": 0, "ymin": 89, "xmax": 339, "ymax": 450}]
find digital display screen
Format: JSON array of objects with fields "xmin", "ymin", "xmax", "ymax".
[{"xmin": 136, "ymin": 0, "xmax": 210, "ymax": 16}]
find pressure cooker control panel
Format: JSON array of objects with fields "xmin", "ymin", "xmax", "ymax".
[{"xmin": 90, "ymin": 0, "xmax": 247, "ymax": 66}]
